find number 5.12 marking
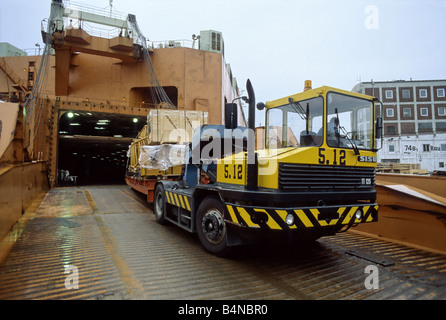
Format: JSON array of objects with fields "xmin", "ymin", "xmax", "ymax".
[
  {"xmin": 224, "ymin": 164, "xmax": 243, "ymax": 180},
  {"xmin": 318, "ymin": 148, "xmax": 346, "ymax": 165}
]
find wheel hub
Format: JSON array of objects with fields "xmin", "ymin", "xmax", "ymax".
[{"xmin": 202, "ymin": 210, "xmax": 224, "ymax": 242}]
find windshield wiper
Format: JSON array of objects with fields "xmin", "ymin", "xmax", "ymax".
[
  {"xmin": 288, "ymin": 97, "xmax": 310, "ymax": 135},
  {"xmin": 339, "ymin": 126, "xmax": 360, "ymax": 155},
  {"xmin": 288, "ymin": 97, "xmax": 307, "ymax": 121},
  {"xmin": 333, "ymin": 108, "xmax": 359, "ymax": 155},
  {"xmin": 334, "ymin": 108, "xmax": 341, "ymax": 145}
]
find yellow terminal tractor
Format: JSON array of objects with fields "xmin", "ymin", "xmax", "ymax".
[{"xmin": 153, "ymin": 80, "xmax": 383, "ymax": 255}]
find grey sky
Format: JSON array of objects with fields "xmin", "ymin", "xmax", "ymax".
[{"xmin": 1, "ymin": 0, "xmax": 445, "ymax": 105}]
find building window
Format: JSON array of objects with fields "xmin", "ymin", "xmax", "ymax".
[
  {"xmin": 385, "ymin": 90, "xmax": 393, "ymax": 99},
  {"xmin": 440, "ymin": 162, "xmax": 445, "ymax": 168},
  {"xmin": 423, "ymin": 144, "xmax": 430, "ymax": 152},
  {"xmin": 387, "ymin": 126, "xmax": 396, "ymax": 135},
  {"xmin": 438, "ymin": 88, "xmax": 445, "ymax": 98},
  {"xmin": 418, "ymin": 122, "xmax": 432, "ymax": 132},
  {"xmin": 419, "ymin": 89, "xmax": 428, "ymax": 98},
  {"xmin": 212, "ymin": 32, "xmax": 222, "ymax": 51},
  {"xmin": 402, "ymin": 89, "xmax": 411, "ymax": 99},
  {"xmin": 441, "ymin": 144, "xmax": 446, "ymax": 151},
  {"xmin": 420, "ymin": 108, "xmax": 429, "ymax": 116},
  {"xmin": 382, "ymin": 159, "xmax": 400, "ymax": 163},
  {"xmin": 386, "ymin": 108, "xmax": 394, "ymax": 117},
  {"xmin": 403, "ymin": 108, "xmax": 411, "ymax": 117},
  {"xmin": 389, "ymin": 145, "xmax": 395, "ymax": 152},
  {"xmin": 439, "ymin": 107, "xmax": 446, "ymax": 116},
  {"xmin": 437, "ymin": 122, "xmax": 446, "ymax": 132}
]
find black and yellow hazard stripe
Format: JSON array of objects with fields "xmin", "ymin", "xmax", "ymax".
[
  {"xmin": 165, "ymin": 191, "xmax": 191, "ymax": 211},
  {"xmin": 225, "ymin": 204, "xmax": 378, "ymax": 230}
]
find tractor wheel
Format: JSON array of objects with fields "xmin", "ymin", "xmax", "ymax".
[{"xmin": 196, "ymin": 196, "xmax": 231, "ymax": 256}]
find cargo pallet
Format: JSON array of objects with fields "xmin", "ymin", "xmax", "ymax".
[{"xmin": 376, "ymin": 163, "xmax": 429, "ymax": 175}]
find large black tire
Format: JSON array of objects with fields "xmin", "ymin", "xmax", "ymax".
[
  {"xmin": 153, "ymin": 184, "xmax": 166, "ymax": 225},
  {"xmin": 196, "ymin": 196, "xmax": 231, "ymax": 256}
]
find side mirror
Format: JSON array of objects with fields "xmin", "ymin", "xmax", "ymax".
[
  {"xmin": 256, "ymin": 102, "xmax": 266, "ymax": 111},
  {"xmin": 375, "ymin": 117, "xmax": 383, "ymax": 139},
  {"xmin": 224, "ymin": 103, "xmax": 238, "ymax": 129},
  {"xmin": 373, "ymin": 97, "xmax": 384, "ymax": 150}
]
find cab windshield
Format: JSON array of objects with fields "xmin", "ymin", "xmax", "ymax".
[
  {"xmin": 327, "ymin": 92, "xmax": 374, "ymax": 151},
  {"xmin": 266, "ymin": 96, "xmax": 323, "ymax": 148}
]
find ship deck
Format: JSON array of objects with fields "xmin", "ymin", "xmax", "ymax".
[{"xmin": 0, "ymin": 185, "xmax": 445, "ymax": 301}]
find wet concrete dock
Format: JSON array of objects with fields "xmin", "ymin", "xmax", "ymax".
[{"xmin": 0, "ymin": 185, "xmax": 445, "ymax": 300}]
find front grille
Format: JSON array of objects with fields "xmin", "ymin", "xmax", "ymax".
[{"xmin": 278, "ymin": 163, "xmax": 375, "ymax": 191}]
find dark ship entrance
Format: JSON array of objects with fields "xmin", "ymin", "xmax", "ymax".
[{"xmin": 57, "ymin": 111, "xmax": 146, "ymax": 186}]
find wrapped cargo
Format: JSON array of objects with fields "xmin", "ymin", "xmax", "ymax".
[{"xmin": 139, "ymin": 144, "xmax": 188, "ymax": 171}]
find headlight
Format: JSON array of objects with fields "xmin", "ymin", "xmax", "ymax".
[
  {"xmin": 355, "ymin": 209, "xmax": 363, "ymax": 220},
  {"xmin": 286, "ymin": 213, "xmax": 295, "ymax": 226}
]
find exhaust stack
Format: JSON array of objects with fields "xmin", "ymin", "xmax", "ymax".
[{"xmin": 245, "ymin": 79, "xmax": 258, "ymax": 191}]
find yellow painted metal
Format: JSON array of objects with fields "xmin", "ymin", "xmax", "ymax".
[
  {"xmin": 236, "ymin": 207, "xmax": 258, "ymax": 228},
  {"xmin": 255, "ymin": 208, "xmax": 281, "ymax": 230},
  {"xmin": 226, "ymin": 205, "xmax": 239, "ymax": 224},
  {"xmin": 293, "ymin": 209, "xmax": 313, "ymax": 228},
  {"xmin": 165, "ymin": 191, "xmax": 192, "ymax": 212},
  {"xmin": 217, "ymin": 153, "xmax": 246, "ymax": 185},
  {"xmin": 264, "ymin": 86, "xmax": 374, "ymax": 109}
]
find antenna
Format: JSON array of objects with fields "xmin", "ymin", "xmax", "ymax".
[{"xmin": 109, "ymin": 0, "xmax": 113, "ymax": 17}]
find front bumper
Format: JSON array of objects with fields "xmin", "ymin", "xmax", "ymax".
[{"xmin": 225, "ymin": 202, "xmax": 378, "ymax": 231}]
